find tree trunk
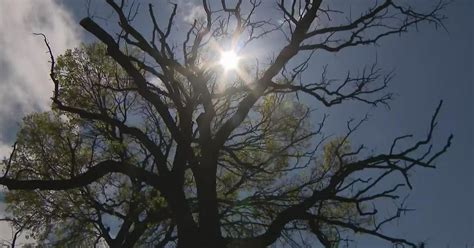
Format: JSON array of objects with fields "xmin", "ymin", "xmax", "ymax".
[
  {"xmin": 164, "ymin": 179, "xmax": 199, "ymax": 248},
  {"xmin": 194, "ymin": 151, "xmax": 221, "ymax": 247}
]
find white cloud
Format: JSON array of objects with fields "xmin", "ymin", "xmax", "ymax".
[
  {"xmin": 0, "ymin": 0, "xmax": 80, "ymax": 244},
  {"xmin": 176, "ymin": 0, "xmax": 206, "ymax": 24},
  {"xmin": 0, "ymin": 143, "xmax": 12, "ymax": 159},
  {"xmin": 0, "ymin": 0, "xmax": 80, "ymax": 145}
]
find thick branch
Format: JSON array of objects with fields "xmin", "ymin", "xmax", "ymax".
[
  {"xmin": 0, "ymin": 160, "xmax": 164, "ymax": 190},
  {"xmin": 79, "ymin": 17, "xmax": 183, "ymax": 144}
]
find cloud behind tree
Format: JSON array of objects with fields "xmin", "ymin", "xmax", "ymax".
[
  {"xmin": 0, "ymin": 0, "xmax": 80, "ymax": 244},
  {"xmin": 0, "ymin": 0, "xmax": 80, "ymax": 157}
]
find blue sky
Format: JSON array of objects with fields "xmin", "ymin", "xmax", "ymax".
[{"xmin": 0, "ymin": 0, "xmax": 472, "ymax": 247}]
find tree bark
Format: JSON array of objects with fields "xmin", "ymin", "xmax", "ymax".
[{"xmin": 194, "ymin": 150, "xmax": 221, "ymax": 247}]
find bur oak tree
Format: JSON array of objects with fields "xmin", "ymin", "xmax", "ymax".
[{"xmin": 0, "ymin": 1, "xmax": 451, "ymax": 247}]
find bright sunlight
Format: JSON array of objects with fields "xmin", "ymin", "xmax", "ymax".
[{"xmin": 220, "ymin": 50, "xmax": 239, "ymax": 71}]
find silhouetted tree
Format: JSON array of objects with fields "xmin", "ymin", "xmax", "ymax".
[{"xmin": 0, "ymin": 1, "xmax": 451, "ymax": 247}]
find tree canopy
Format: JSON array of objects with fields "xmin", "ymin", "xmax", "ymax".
[{"xmin": 0, "ymin": 1, "xmax": 451, "ymax": 247}]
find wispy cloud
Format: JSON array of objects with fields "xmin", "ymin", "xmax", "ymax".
[
  {"xmin": 176, "ymin": 0, "xmax": 206, "ymax": 24},
  {"xmin": 0, "ymin": 0, "xmax": 80, "ymax": 243},
  {"xmin": 0, "ymin": 0, "xmax": 80, "ymax": 158}
]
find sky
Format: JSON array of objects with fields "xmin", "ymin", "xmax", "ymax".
[
  {"xmin": 0, "ymin": 0, "xmax": 472, "ymax": 247},
  {"xmin": 0, "ymin": 0, "xmax": 79, "ymax": 244}
]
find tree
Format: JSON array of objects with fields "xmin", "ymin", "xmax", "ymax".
[{"xmin": 0, "ymin": 1, "xmax": 451, "ymax": 247}]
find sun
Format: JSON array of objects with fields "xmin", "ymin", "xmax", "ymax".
[{"xmin": 220, "ymin": 50, "xmax": 239, "ymax": 71}]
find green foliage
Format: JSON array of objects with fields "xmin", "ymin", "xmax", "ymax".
[
  {"xmin": 55, "ymin": 43, "xmax": 127, "ymax": 111},
  {"xmin": 5, "ymin": 110, "xmax": 168, "ymax": 246},
  {"xmin": 4, "ymin": 44, "xmax": 168, "ymax": 247}
]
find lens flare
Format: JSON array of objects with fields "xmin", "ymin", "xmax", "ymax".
[{"xmin": 220, "ymin": 50, "xmax": 239, "ymax": 70}]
